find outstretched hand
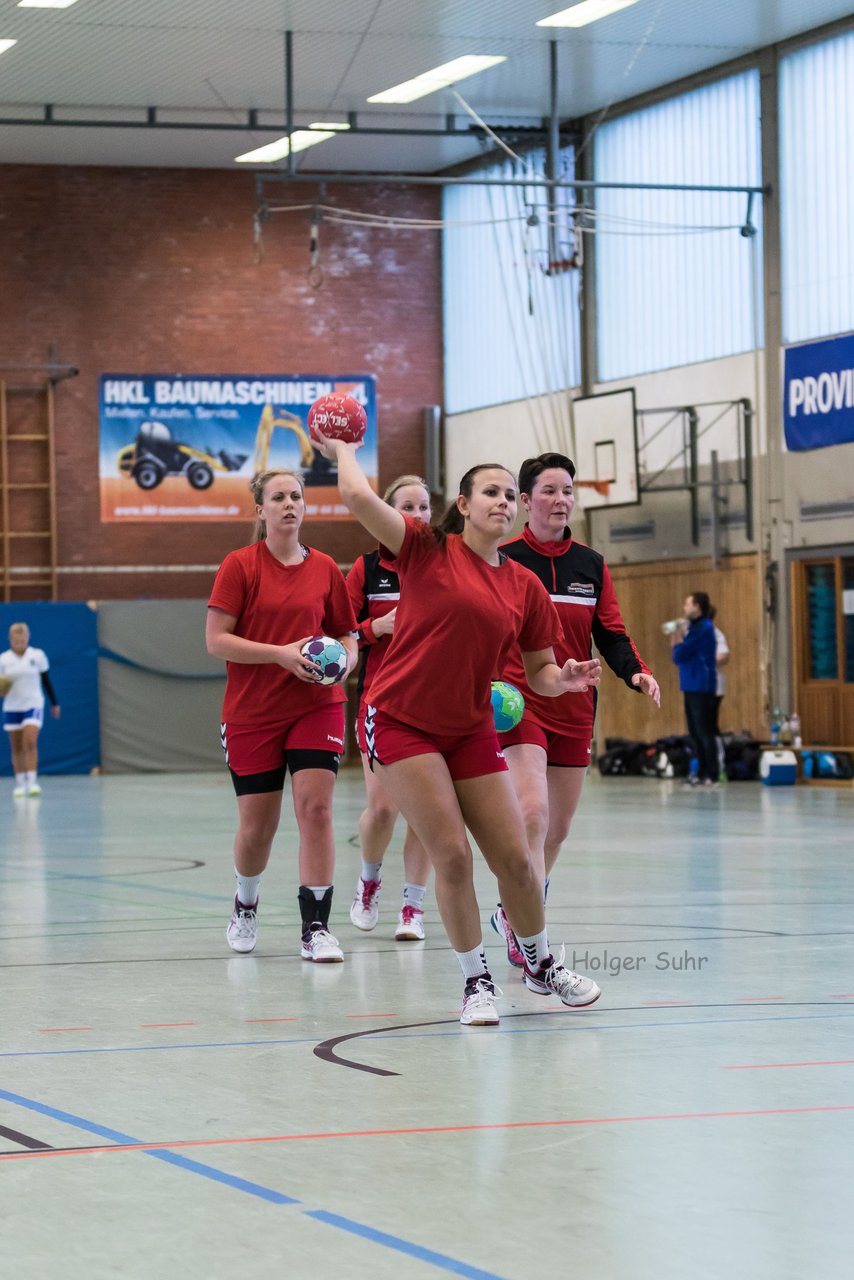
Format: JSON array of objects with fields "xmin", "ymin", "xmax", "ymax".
[
  {"xmin": 311, "ymin": 428, "xmax": 364, "ymax": 462},
  {"xmin": 632, "ymin": 672, "xmax": 661, "ymax": 706},
  {"xmin": 558, "ymin": 656, "xmax": 602, "ymax": 692}
]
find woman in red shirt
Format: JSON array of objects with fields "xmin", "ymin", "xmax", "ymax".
[
  {"xmin": 494, "ymin": 452, "xmax": 660, "ymax": 966},
  {"xmin": 346, "ymin": 475, "xmax": 432, "ymax": 942},
  {"xmin": 206, "ymin": 469, "xmax": 358, "ymax": 963},
  {"xmin": 314, "ymin": 433, "xmax": 603, "ymax": 1026}
]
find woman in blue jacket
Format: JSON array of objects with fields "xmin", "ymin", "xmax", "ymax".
[{"xmin": 671, "ymin": 592, "xmax": 719, "ymax": 786}]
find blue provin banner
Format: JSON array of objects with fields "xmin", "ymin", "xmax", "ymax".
[{"xmin": 784, "ymin": 332, "xmax": 854, "ymax": 452}]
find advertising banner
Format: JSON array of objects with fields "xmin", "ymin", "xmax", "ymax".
[
  {"xmin": 783, "ymin": 332, "xmax": 854, "ymax": 452},
  {"xmin": 99, "ymin": 373, "xmax": 377, "ymax": 521}
]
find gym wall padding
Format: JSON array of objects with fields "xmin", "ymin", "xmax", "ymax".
[
  {"xmin": 0, "ymin": 602, "xmax": 100, "ymax": 775},
  {"xmin": 97, "ymin": 600, "xmax": 225, "ymax": 773}
]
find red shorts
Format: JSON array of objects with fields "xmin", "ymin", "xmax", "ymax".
[
  {"xmin": 500, "ymin": 713, "xmax": 591, "ymax": 768},
  {"xmin": 222, "ymin": 704, "xmax": 345, "ymax": 776},
  {"xmin": 365, "ymin": 705, "xmax": 508, "ymax": 782}
]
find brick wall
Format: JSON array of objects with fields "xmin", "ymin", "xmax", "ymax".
[{"xmin": 0, "ymin": 165, "xmax": 442, "ymax": 599}]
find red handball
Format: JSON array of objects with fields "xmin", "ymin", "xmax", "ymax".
[{"xmin": 307, "ymin": 394, "xmax": 367, "ymax": 445}]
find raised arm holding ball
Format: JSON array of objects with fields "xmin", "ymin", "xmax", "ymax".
[{"xmin": 313, "ymin": 425, "xmax": 602, "ymax": 1026}]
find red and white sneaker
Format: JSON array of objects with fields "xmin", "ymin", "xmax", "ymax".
[
  {"xmin": 394, "ymin": 905, "xmax": 426, "ymax": 941},
  {"xmin": 490, "ymin": 905, "xmax": 524, "ymax": 968},
  {"xmin": 350, "ymin": 877, "xmax": 381, "ymax": 931},
  {"xmin": 300, "ymin": 924, "xmax": 344, "ymax": 963},
  {"xmin": 523, "ymin": 946, "xmax": 601, "ymax": 1007}
]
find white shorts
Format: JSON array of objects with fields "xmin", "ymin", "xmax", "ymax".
[{"xmin": 3, "ymin": 706, "xmax": 44, "ymax": 731}]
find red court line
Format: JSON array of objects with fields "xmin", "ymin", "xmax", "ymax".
[
  {"xmin": 38, "ymin": 1027, "xmax": 92, "ymax": 1033},
  {"xmin": 244, "ymin": 1018, "xmax": 298, "ymax": 1024},
  {"xmin": 727, "ymin": 1059, "xmax": 854, "ymax": 1070},
  {"xmin": 140, "ymin": 1023, "xmax": 196, "ymax": 1028},
  {"xmin": 345, "ymin": 1014, "xmax": 398, "ymax": 1019},
  {"xmin": 2, "ymin": 1104, "xmax": 853, "ymax": 1163},
  {"xmin": 830, "ymin": 994, "xmax": 854, "ymax": 998}
]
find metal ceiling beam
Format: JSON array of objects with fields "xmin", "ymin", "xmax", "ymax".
[
  {"xmin": 257, "ymin": 171, "xmax": 767, "ymax": 193},
  {"xmin": 0, "ymin": 106, "xmax": 572, "ymax": 141}
]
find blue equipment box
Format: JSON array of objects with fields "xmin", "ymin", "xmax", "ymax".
[{"xmin": 760, "ymin": 749, "xmax": 798, "ymax": 786}]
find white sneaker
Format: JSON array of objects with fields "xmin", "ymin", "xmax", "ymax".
[
  {"xmin": 27, "ymin": 783, "xmax": 42, "ymax": 797},
  {"xmin": 226, "ymin": 899, "xmax": 258, "ymax": 953},
  {"xmin": 13, "ymin": 785, "xmax": 27, "ymax": 798},
  {"xmin": 301, "ymin": 925, "xmax": 344, "ymax": 962},
  {"xmin": 460, "ymin": 978, "xmax": 502, "ymax": 1026},
  {"xmin": 350, "ymin": 877, "xmax": 381, "ymax": 931},
  {"xmin": 394, "ymin": 905, "xmax": 425, "ymax": 941},
  {"xmin": 524, "ymin": 946, "xmax": 601, "ymax": 1007}
]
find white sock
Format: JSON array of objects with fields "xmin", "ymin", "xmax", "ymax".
[
  {"xmin": 516, "ymin": 928, "xmax": 550, "ymax": 972},
  {"xmin": 308, "ymin": 885, "xmax": 331, "ymax": 900},
  {"xmin": 360, "ymin": 861, "xmax": 383, "ymax": 883},
  {"xmin": 15, "ymin": 773, "xmax": 26, "ymax": 788},
  {"xmin": 402, "ymin": 883, "xmax": 426, "ymax": 910},
  {"xmin": 455, "ymin": 944, "xmax": 489, "ymax": 983},
  {"xmin": 26, "ymin": 771, "xmax": 36, "ymax": 788},
  {"xmin": 234, "ymin": 869, "xmax": 261, "ymax": 908}
]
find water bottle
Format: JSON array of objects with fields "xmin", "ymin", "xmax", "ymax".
[
  {"xmin": 770, "ymin": 708, "xmax": 781, "ymax": 746},
  {"xmin": 790, "ymin": 711, "xmax": 802, "ymax": 748}
]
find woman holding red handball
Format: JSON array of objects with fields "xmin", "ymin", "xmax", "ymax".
[{"xmin": 313, "ymin": 424, "xmax": 603, "ymax": 1027}]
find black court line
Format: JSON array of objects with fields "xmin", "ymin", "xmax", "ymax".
[
  {"xmin": 314, "ymin": 1002, "xmax": 854, "ymax": 1077},
  {"xmin": 0, "ymin": 1124, "xmax": 53, "ymax": 1150}
]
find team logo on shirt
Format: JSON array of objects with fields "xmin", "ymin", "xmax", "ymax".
[
  {"xmin": 569, "ymin": 582, "xmax": 595, "ymax": 594},
  {"xmin": 327, "ymin": 734, "xmax": 344, "ymax": 747}
]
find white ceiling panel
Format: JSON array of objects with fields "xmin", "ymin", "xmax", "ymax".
[{"xmin": 0, "ymin": 0, "xmax": 851, "ymax": 171}]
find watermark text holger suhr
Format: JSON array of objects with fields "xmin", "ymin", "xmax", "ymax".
[{"xmin": 569, "ymin": 949, "xmax": 709, "ymax": 977}]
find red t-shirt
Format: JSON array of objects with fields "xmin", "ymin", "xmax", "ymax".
[
  {"xmin": 208, "ymin": 540, "xmax": 357, "ymax": 725},
  {"xmin": 367, "ymin": 520, "xmax": 562, "ymax": 735}
]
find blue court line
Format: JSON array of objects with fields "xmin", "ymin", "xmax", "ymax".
[
  {"xmin": 305, "ymin": 1211, "xmax": 508, "ymax": 1280},
  {"xmin": 0, "ymin": 1035, "xmax": 316, "ymax": 1058},
  {"xmin": 2, "ymin": 1009, "xmax": 853, "ymax": 1062},
  {"xmin": 0, "ymin": 1086, "xmax": 296, "ymax": 1204},
  {"xmin": 0, "ymin": 1085, "xmax": 510, "ymax": 1278}
]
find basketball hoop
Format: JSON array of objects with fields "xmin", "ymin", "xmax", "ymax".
[{"xmin": 576, "ymin": 479, "xmax": 611, "ymax": 497}]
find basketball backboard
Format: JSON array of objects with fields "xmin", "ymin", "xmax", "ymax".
[{"xmin": 573, "ymin": 388, "xmax": 639, "ymax": 509}]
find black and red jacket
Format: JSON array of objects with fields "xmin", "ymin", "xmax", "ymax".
[
  {"xmin": 499, "ymin": 524, "xmax": 649, "ymax": 738},
  {"xmin": 346, "ymin": 550, "xmax": 400, "ymax": 705}
]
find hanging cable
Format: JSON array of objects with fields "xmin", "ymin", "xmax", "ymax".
[{"xmin": 308, "ymin": 207, "xmax": 323, "ymax": 288}]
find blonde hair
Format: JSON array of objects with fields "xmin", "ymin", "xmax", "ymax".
[
  {"xmin": 383, "ymin": 474, "xmax": 429, "ymax": 507},
  {"xmin": 250, "ymin": 469, "xmax": 305, "ymax": 542}
]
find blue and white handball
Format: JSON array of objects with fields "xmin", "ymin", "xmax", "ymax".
[
  {"xmin": 300, "ymin": 636, "xmax": 348, "ymax": 685},
  {"xmin": 491, "ymin": 681, "xmax": 525, "ymax": 733}
]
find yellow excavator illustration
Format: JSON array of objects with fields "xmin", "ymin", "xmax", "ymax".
[
  {"xmin": 117, "ymin": 406, "xmax": 336, "ymax": 492},
  {"xmin": 253, "ymin": 405, "xmax": 336, "ymax": 486}
]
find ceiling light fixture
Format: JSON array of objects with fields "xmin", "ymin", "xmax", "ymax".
[
  {"xmin": 235, "ymin": 130, "xmax": 336, "ymax": 164},
  {"xmin": 537, "ymin": 0, "xmax": 640, "ymax": 27},
  {"xmin": 308, "ymin": 121, "xmax": 350, "ymax": 131},
  {"xmin": 367, "ymin": 55, "xmax": 506, "ymax": 105},
  {"xmin": 18, "ymin": 1, "xmax": 81, "ymax": 9},
  {"xmin": 0, "ymin": 38, "xmax": 17, "ymax": 55}
]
